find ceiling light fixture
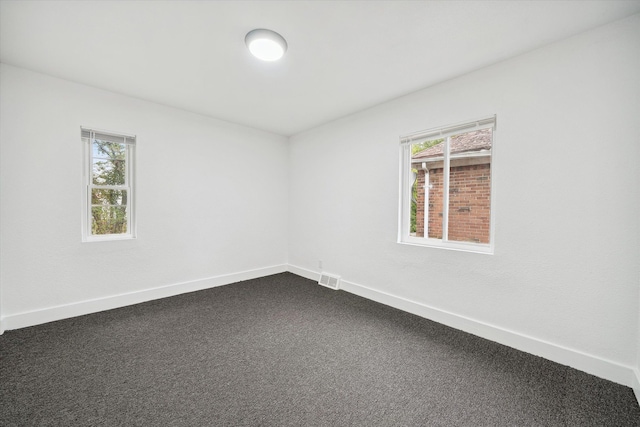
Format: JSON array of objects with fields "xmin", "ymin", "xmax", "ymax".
[{"xmin": 245, "ymin": 29, "xmax": 287, "ymax": 62}]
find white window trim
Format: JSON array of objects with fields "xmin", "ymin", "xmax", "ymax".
[
  {"xmin": 398, "ymin": 116, "xmax": 496, "ymax": 254},
  {"xmin": 81, "ymin": 127, "xmax": 137, "ymax": 242}
]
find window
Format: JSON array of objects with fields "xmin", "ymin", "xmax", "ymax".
[
  {"xmin": 81, "ymin": 128, "xmax": 136, "ymax": 241},
  {"xmin": 398, "ymin": 116, "xmax": 495, "ymax": 253}
]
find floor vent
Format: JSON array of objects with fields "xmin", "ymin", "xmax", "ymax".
[{"xmin": 318, "ymin": 273, "xmax": 340, "ymax": 290}]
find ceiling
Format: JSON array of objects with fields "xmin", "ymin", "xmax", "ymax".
[{"xmin": 1, "ymin": 1, "xmax": 639, "ymax": 136}]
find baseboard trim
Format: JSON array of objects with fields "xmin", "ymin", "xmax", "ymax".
[
  {"xmin": 287, "ymin": 264, "xmax": 321, "ymax": 282},
  {"xmin": 633, "ymin": 368, "xmax": 640, "ymax": 406},
  {"xmin": 1, "ymin": 264, "xmax": 287, "ymax": 331},
  {"xmin": 287, "ymin": 264, "xmax": 636, "ymax": 389},
  {"xmin": 3, "ymin": 263, "xmax": 636, "ymax": 392}
]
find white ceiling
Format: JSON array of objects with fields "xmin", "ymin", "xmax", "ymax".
[{"xmin": 2, "ymin": 1, "xmax": 639, "ymax": 136}]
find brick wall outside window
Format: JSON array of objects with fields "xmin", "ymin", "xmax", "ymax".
[{"xmin": 414, "ymin": 163, "xmax": 490, "ymax": 243}]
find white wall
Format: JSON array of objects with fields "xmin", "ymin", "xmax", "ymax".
[
  {"xmin": 0, "ymin": 64, "xmax": 288, "ymax": 328},
  {"xmin": 636, "ymin": 231, "xmax": 640, "ymax": 399},
  {"xmin": 636, "ymin": 287, "xmax": 640, "ymax": 400},
  {"xmin": 289, "ymin": 15, "xmax": 640, "ymax": 383}
]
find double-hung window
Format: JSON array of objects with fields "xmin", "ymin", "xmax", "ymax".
[
  {"xmin": 82, "ymin": 127, "xmax": 136, "ymax": 241},
  {"xmin": 399, "ymin": 116, "xmax": 495, "ymax": 253}
]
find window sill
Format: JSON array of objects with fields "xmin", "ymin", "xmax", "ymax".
[
  {"xmin": 398, "ymin": 237, "xmax": 494, "ymax": 255},
  {"xmin": 82, "ymin": 234, "xmax": 136, "ymax": 243}
]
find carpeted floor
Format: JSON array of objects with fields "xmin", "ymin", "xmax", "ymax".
[{"xmin": 1, "ymin": 272, "xmax": 639, "ymax": 426}]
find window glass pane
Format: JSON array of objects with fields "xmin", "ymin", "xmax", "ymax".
[
  {"xmin": 447, "ymin": 129, "xmax": 492, "ymax": 244},
  {"xmin": 92, "ymin": 159, "xmax": 126, "ymax": 185},
  {"xmin": 411, "ymin": 138, "xmax": 445, "ymax": 239},
  {"xmin": 91, "ymin": 189, "xmax": 127, "ymax": 206},
  {"xmin": 93, "ymin": 140, "xmax": 126, "ymax": 160},
  {"xmin": 410, "ymin": 168, "xmax": 419, "ymax": 237},
  {"xmin": 91, "ymin": 206, "xmax": 127, "ymax": 235},
  {"xmin": 427, "ymin": 167, "xmax": 444, "ymax": 239},
  {"xmin": 92, "ymin": 140, "xmax": 126, "ymax": 185}
]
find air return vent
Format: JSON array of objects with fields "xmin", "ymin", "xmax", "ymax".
[{"xmin": 318, "ymin": 272, "xmax": 340, "ymax": 290}]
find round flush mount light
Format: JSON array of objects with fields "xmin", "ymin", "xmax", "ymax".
[{"xmin": 245, "ymin": 29, "xmax": 287, "ymax": 62}]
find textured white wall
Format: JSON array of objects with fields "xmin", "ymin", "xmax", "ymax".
[
  {"xmin": 637, "ymin": 286, "xmax": 640, "ymax": 392},
  {"xmin": 289, "ymin": 16, "xmax": 640, "ymax": 367},
  {"xmin": 0, "ymin": 64, "xmax": 288, "ymax": 317}
]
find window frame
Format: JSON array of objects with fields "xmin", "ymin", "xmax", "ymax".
[
  {"xmin": 398, "ymin": 116, "xmax": 496, "ymax": 254},
  {"xmin": 81, "ymin": 127, "xmax": 137, "ymax": 242}
]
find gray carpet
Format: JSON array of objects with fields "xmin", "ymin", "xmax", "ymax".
[{"xmin": 1, "ymin": 272, "xmax": 639, "ymax": 426}]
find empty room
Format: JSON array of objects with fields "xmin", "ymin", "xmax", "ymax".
[{"xmin": 1, "ymin": 1, "xmax": 640, "ymax": 425}]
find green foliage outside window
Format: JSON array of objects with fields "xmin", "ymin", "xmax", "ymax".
[{"xmin": 91, "ymin": 140, "xmax": 128, "ymax": 235}]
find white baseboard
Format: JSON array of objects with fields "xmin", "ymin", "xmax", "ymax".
[
  {"xmin": 288, "ymin": 264, "xmax": 321, "ymax": 282},
  {"xmin": 2, "ymin": 262, "xmax": 637, "ymax": 393},
  {"xmin": 633, "ymin": 369, "xmax": 640, "ymax": 406},
  {"xmin": 287, "ymin": 264, "xmax": 636, "ymax": 389},
  {"xmin": 1, "ymin": 264, "xmax": 287, "ymax": 331}
]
